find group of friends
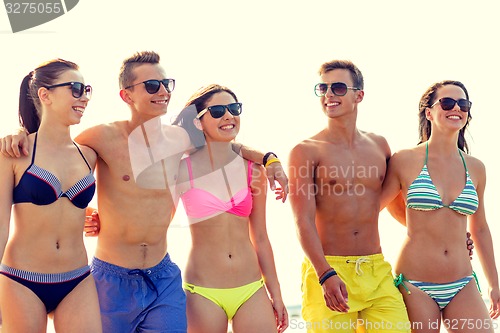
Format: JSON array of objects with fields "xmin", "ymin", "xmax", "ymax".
[{"xmin": 0, "ymin": 51, "xmax": 498, "ymax": 333}]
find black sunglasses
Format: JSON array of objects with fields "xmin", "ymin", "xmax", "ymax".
[
  {"xmin": 125, "ymin": 79, "xmax": 175, "ymax": 94},
  {"xmin": 431, "ymin": 97, "xmax": 472, "ymax": 113},
  {"xmin": 45, "ymin": 81, "xmax": 92, "ymax": 99},
  {"xmin": 196, "ymin": 103, "xmax": 243, "ymax": 119},
  {"xmin": 314, "ymin": 82, "xmax": 360, "ymax": 97}
]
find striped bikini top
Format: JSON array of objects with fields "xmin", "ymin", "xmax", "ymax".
[
  {"xmin": 12, "ymin": 132, "xmax": 96, "ymax": 209},
  {"xmin": 406, "ymin": 142, "xmax": 479, "ymax": 216}
]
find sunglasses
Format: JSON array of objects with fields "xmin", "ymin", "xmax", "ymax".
[
  {"xmin": 45, "ymin": 82, "xmax": 92, "ymax": 99},
  {"xmin": 314, "ymin": 82, "xmax": 360, "ymax": 97},
  {"xmin": 196, "ymin": 102, "xmax": 243, "ymax": 119},
  {"xmin": 431, "ymin": 97, "xmax": 472, "ymax": 113},
  {"xmin": 125, "ymin": 79, "xmax": 175, "ymax": 94}
]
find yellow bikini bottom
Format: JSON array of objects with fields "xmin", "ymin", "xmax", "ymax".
[{"xmin": 183, "ymin": 278, "xmax": 264, "ymax": 319}]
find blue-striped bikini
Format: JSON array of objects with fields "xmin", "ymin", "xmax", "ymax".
[
  {"xmin": 406, "ymin": 142, "xmax": 479, "ymax": 215},
  {"xmin": 394, "ymin": 273, "xmax": 480, "ymax": 311},
  {"xmin": 0, "ymin": 264, "xmax": 90, "ymax": 313},
  {"xmin": 12, "ymin": 132, "xmax": 96, "ymax": 209},
  {"xmin": 1, "ymin": 132, "xmax": 95, "ymax": 313},
  {"xmin": 395, "ymin": 142, "xmax": 480, "ymax": 310}
]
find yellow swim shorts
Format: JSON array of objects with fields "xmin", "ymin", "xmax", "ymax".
[{"xmin": 301, "ymin": 254, "xmax": 410, "ymax": 333}]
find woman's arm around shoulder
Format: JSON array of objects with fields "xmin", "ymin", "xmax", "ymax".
[
  {"xmin": 380, "ymin": 149, "xmax": 416, "ymax": 213},
  {"xmin": 0, "ymin": 153, "xmax": 15, "ymax": 259},
  {"xmin": 74, "ymin": 123, "xmax": 114, "ymax": 156}
]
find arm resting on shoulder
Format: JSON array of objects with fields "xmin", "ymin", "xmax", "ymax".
[
  {"xmin": 384, "ymin": 192, "xmax": 406, "ymax": 226},
  {"xmin": 234, "ymin": 143, "xmax": 288, "ymax": 201},
  {"xmin": 0, "ymin": 127, "xmax": 29, "ymax": 157}
]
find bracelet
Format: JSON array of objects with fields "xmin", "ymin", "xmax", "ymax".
[
  {"xmin": 263, "ymin": 152, "xmax": 277, "ymax": 166},
  {"xmin": 265, "ymin": 157, "xmax": 280, "ymax": 168},
  {"xmin": 318, "ymin": 267, "xmax": 333, "ymax": 281},
  {"xmin": 319, "ymin": 269, "xmax": 337, "ymax": 285}
]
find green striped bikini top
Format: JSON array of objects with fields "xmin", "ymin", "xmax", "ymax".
[{"xmin": 406, "ymin": 142, "xmax": 479, "ymax": 216}]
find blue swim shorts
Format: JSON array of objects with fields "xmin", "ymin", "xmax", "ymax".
[{"xmin": 91, "ymin": 253, "xmax": 186, "ymax": 333}]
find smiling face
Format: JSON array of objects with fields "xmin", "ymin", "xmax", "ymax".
[
  {"xmin": 319, "ymin": 69, "xmax": 363, "ymax": 118},
  {"xmin": 43, "ymin": 69, "xmax": 90, "ymax": 126},
  {"xmin": 122, "ymin": 63, "xmax": 171, "ymax": 118},
  {"xmin": 426, "ymin": 84, "xmax": 470, "ymax": 132},
  {"xmin": 198, "ymin": 91, "xmax": 240, "ymax": 143}
]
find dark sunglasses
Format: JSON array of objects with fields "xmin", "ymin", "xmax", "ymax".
[
  {"xmin": 45, "ymin": 81, "xmax": 92, "ymax": 99},
  {"xmin": 314, "ymin": 82, "xmax": 360, "ymax": 97},
  {"xmin": 196, "ymin": 102, "xmax": 243, "ymax": 119},
  {"xmin": 125, "ymin": 79, "xmax": 175, "ymax": 94},
  {"xmin": 431, "ymin": 97, "xmax": 472, "ymax": 113}
]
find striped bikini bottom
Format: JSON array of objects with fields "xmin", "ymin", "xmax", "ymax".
[{"xmin": 394, "ymin": 273, "xmax": 480, "ymax": 310}]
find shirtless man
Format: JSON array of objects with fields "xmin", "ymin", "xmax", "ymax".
[
  {"xmin": 1, "ymin": 51, "xmax": 288, "ymax": 333},
  {"xmin": 288, "ymin": 60, "xmax": 410, "ymax": 333}
]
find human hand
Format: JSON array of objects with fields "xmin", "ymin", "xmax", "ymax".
[
  {"xmin": 322, "ymin": 275, "xmax": 349, "ymax": 313},
  {"xmin": 273, "ymin": 187, "xmax": 287, "ymax": 202},
  {"xmin": 489, "ymin": 286, "xmax": 500, "ymax": 319},
  {"xmin": 466, "ymin": 231, "xmax": 474, "ymax": 260},
  {"xmin": 265, "ymin": 162, "xmax": 289, "ymax": 202},
  {"xmin": 0, "ymin": 128, "xmax": 29, "ymax": 157},
  {"xmin": 84, "ymin": 210, "xmax": 100, "ymax": 237},
  {"xmin": 271, "ymin": 298, "xmax": 289, "ymax": 333}
]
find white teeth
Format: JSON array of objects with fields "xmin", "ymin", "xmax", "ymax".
[
  {"xmin": 447, "ymin": 115, "xmax": 461, "ymax": 120},
  {"xmin": 220, "ymin": 124, "xmax": 234, "ymax": 130},
  {"xmin": 73, "ymin": 106, "xmax": 85, "ymax": 114},
  {"xmin": 327, "ymin": 102, "xmax": 340, "ymax": 107},
  {"xmin": 152, "ymin": 100, "xmax": 168, "ymax": 104}
]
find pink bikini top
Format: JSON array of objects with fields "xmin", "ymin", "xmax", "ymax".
[{"xmin": 180, "ymin": 157, "xmax": 253, "ymax": 219}]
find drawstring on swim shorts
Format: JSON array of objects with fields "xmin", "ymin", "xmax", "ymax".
[
  {"xmin": 346, "ymin": 257, "xmax": 371, "ymax": 276},
  {"xmin": 128, "ymin": 269, "xmax": 159, "ymax": 296}
]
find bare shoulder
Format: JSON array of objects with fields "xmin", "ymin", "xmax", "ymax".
[
  {"xmin": 390, "ymin": 145, "xmax": 424, "ymax": 167},
  {"xmin": 360, "ymin": 130, "xmax": 391, "ymax": 156},
  {"xmin": 160, "ymin": 124, "xmax": 191, "ymax": 155},
  {"xmin": 76, "ymin": 122, "xmax": 120, "ymax": 145},
  {"xmin": 76, "ymin": 121, "xmax": 125, "ymax": 152},
  {"xmin": 76, "ymin": 144, "xmax": 98, "ymax": 169},
  {"xmin": 162, "ymin": 123, "xmax": 187, "ymax": 134},
  {"xmin": 363, "ymin": 131, "xmax": 388, "ymax": 145},
  {"xmin": 290, "ymin": 133, "xmax": 325, "ymax": 159},
  {"xmin": 162, "ymin": 124, "xmax": 189, "ymax": 141},
  {"xmin": 462, "ymin": 153, "xmax": 486, "ymax": 178}
]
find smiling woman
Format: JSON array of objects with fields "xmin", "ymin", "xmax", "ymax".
[
  {"xmin": 0, "ymin": 59, "xmax": 101, "ymax": 332},
  {"xmin": 171, "ymin": 84, "xmax": 289, "ymax": 333},
  {"xmin": 381, "ymin": 80, "xmax": 500, "ymax": 331}
]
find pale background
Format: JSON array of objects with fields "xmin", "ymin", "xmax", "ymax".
[{"xmin": 0, "ymin": 1, "xmax": 499, "ymax": 332}]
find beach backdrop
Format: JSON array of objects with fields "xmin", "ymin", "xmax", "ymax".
[{"xmin": 1, "ymin": 1, "xmax": 499, "ymax": 332}]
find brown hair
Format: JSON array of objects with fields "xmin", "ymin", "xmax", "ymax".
[
  {"xmin": 172, "ymin": 84, "xmax": 238, "ymax": 149},
  {"xmin": 118, "ymin": 51, "xmax": 160, "ymax": 89},
  {"xmin": 19, "ymin": 59, "xmax": 79, "ymax": 133},
  {"xmin": 418, "ymin": 80, "xmax": 471, "ymax": 153},
  {"xmin": 318, "ymin": 60, "xmax": 364, "ymax": 89}
]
